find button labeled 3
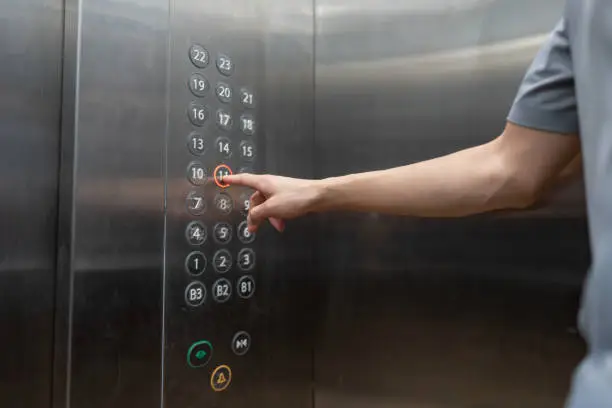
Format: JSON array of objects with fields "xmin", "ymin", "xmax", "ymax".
[
  {"xmin": 187, "ymin": 340, "xmax": 213, "ymax": 368},
  {"xmin": 210, "ymin": 365, "xmax": 232, "ymax": 392}
]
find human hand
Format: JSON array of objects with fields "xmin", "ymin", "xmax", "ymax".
[{"xmin": 223, "ymin": 173, "xmax": 321, "ymax": 232}]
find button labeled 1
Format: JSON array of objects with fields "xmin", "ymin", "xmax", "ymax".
[{"xmin": 185, "ymin": 251, "xmax": 207, "ymax": 276}]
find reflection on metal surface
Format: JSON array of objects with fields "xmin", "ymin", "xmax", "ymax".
[
  {"xmin": 0, "ymin": 0, "xmax": 63, "ymax": 407},
  {"xmin": 314, "ymin": 0, "xmax": 588, "ymax": 407}
]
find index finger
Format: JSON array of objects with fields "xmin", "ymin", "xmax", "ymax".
[{"xmin": 223, "ymin": 173, "xmax": 263, "ymax": 189}]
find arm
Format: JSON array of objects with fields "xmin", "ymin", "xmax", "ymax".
[
  {"xmin": 225, "ymin": 122, "xmax": 579, "ymax": 231},
  {"xmin": 225, "ymin": 18, "xmax": 581, "ymax": 232},
  {"xmin": 314, "ymin": 122, "xmax": 579, "ymax": 217}
]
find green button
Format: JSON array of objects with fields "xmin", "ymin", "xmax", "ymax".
[{"xmin": 187, "ymin": 340, "xmax": 213, "ymax": 368}]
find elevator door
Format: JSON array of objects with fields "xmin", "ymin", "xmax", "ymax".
[{"xmin": 0, "ymin": 0, "xmax": 64, "ymax": 407}]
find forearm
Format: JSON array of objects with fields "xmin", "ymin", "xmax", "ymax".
[{"xmin": 313, "ymin": 141, "xmax": 522, "ymax": 217}]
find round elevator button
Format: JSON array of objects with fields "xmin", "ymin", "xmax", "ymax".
[
  {"xmin": 240, "ymin": 114, "xmax": 255, "ymax": 136},
  {"xmin": 231, "ymin": 331, "xmax": 251, "ymax": 356},
  {"xmin": 188, "ymin": 102, "xmax": 208, "ymax": 127},
  {"xmin": 186, "ymin": 191, "xmax": 206, "ymax": 216},
  {"xmin": 187, "ymin": 132, "xmax": 207, "ymax": 156},
  {"xmin": 210, "ymin": 365, "xmax": 232, "ymax": 392},
  {"xmin": 213, "ymin": 164, "xmax": 232, "ymax": 188},
  {"xmin": 213, "ymin": 249, "xmax": 232, "ymax": 274},
  {"xmin": 214, "ymin": 192, "xmax": 233, "ymax": 214},
  {"xmin": 189, "ymin": 73, "xmax": 209, "ymax": 97},
  {"xmin": 213, "ymin": 222, "xmax": 233, "ymax": 245},
  {"xmin": 185, "ymin": 251, "xmax": 207, "ymax": 276},
  {"xmin": 240, "ymin": 87, "xmax": 255, "ymax": 108},
  {"xmin": 237, "ymin": 248, "xmax": 255, "ymax": 272},
  {"xmin": 184, "ymin": 281, "xmax": 206, "ymax": 307},
  {"xmin": 186, "ymin": 221, "xmax": 207, "ymax": 246},
  {"xmin": 237, "ymin": 275, "xmax": 255, "ymax": 299},
  {"xmin": 187, "ymin": 340, "xmax": 213, "ymax": 368},
  {"xmin": 237, "ymin": 221, "xmax": 255, "ymax": 244},
  {"xmin": 187, "ymin": 162, "xmax": 207, "ymax": 186},
  {"xmin": 189, "ymin": 44, "xmax": 209, "ymax": 68},
  {"xmin": 215, "ymin": 82, "xmax": 232, "ymax": 103},
  {"xmin": 212, "ymin": 278, "xmax": 232, "ymax": 303},
  {"xmin": 216, "ymin": 53, "xmax": 234, "ymax": 76}
]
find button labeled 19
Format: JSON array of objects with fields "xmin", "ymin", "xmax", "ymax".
[
  {"xmin": 189, "ymin": 73, "xmax": 209, "ymax": 97},
  {"xmin": 238, "ymin": 221, "xmax": 255, "ymax": 244}
]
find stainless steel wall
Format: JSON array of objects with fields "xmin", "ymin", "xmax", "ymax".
[
  {"xmin": 52, "ymin": 0, "xmax": 315, "ymax": 407},
  {"xmin": 0, "ymin": 0, "xmax": 64, "ymax": 407},
  {"xmin": 313, "ymin": 0, "xmax": 589, "ymax": 407}
]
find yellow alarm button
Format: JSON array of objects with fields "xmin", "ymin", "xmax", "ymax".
[{"xmin": 210, "ymin": 364, "xmax": 232, "ymax": 392}]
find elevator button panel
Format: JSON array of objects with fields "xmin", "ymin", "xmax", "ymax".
[{"xmin": 165, "ymin": 24, "xmax": 264, "ymax": 404}]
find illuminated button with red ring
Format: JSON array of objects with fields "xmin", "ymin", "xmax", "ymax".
[{"xmin": 213, "ymin": 164, "xmax": 233, "ymax": 188}]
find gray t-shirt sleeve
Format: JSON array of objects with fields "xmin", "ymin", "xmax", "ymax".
[{"xmin": 507, "ymin": 18, "xmax": 579, "ymax": 134}]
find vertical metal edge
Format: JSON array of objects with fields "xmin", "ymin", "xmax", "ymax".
[
  {"xmin": 52, "ymin": 0, "xmax": 82, "ymax": 407},
  {"xmin": 160, "ymin": 1, "xmax": 173, "ymax": 407}
]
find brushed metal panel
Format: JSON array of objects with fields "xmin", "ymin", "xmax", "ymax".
[
  {"xmin": 55, "ymin": 0, "xmax": 168, "ymax": 407},
  {"xmin": 313, "ymin": 0, "xmax": 589, "ymax": 407},
  {"xmin": 0, "ymin": 0, "xmax": 63, "ymax": 407},
  {"xmin": 163, "ymin": 0, "xmax": 315, "ymax": 406}
]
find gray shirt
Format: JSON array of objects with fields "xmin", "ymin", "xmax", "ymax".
[{"xmin": 508, "ymin": 1, "xmax": 612, "ymax": 406}]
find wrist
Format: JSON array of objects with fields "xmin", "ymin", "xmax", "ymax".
[{"xmin": 308, "ymin": 177, "xmax": 337, "ymax": 213}]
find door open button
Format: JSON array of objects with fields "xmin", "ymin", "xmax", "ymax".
[{"xmin": 187, "ymin": 340, "xmax": 213, "ymax": 368}]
